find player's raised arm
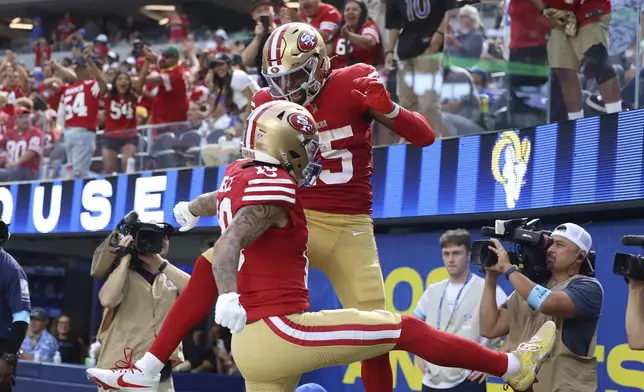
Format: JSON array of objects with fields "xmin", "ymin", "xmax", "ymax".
[{"xmin": 350, "ymin": 72, "xmax": 436, "ymax": 147}]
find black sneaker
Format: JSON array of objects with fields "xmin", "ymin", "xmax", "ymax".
[{"xmin": 585, "ymin": 94, "xmax": 607, "ymax": 113}]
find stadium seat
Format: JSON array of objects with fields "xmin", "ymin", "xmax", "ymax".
[
  {"xmin": 206, "ymin": 129, "xmax": 225, "ymax": 144},
  {"xmin": 150, "ymin": 132, "xmax": 180, "ymax": 170},
  {"xmin": 177, "ymin": 130, "xmax": 203, "ymax": 166}
]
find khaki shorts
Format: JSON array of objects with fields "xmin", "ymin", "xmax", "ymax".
[{"xmin": 548, "ymin": 14, "xmax": 611, "ymax": 70}]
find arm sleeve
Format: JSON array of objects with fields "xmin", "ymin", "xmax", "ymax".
[
  {"xmin": 563, "ymin": 278, "xmax": 604, "ymax": 319},
  {"xmin": 90, "ymin": 80, "xmax": 101, "ymax": 98}
]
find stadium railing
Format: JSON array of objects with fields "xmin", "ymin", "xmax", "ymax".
[{"xmin": 40, "ymin": 119, "xmax": 240, "ymax": 180}]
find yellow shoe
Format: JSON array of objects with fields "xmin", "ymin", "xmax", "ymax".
[{"xmin": 503, "ymin": 320, "xmax": 557, "ymax": 391}]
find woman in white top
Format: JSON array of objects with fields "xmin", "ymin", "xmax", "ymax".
[{"xmin": 206, "ymin": 52, "xmax": 259, "ymax": 120}]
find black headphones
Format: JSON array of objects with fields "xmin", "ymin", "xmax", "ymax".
[{"xmin": 0, "ymin": 220, "xmax": 10, "ymax": 245}]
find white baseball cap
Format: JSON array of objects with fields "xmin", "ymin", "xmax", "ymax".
[{"xmin": 552, "ymin": 223, "xmax": 592, "ymax": 253}]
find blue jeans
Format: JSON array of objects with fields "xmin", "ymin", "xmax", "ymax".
[
  {"xmin": 422, "ymin": 379, "xmax": 487, "ymax": 392},
  {"xmin": 62, "ymin": 128, "xmax": 96, "ymax": 177}
]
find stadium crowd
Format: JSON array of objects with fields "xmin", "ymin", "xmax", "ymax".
[
  {"xmin": 0, "ymin": 0, "xmax": 643, "ymax": 388},
  {"xmin": 0, "ymin": 0, "xmax": 640, "ymax": 184}
]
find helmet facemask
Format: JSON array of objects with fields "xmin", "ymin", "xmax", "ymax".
[
  {"xmin": 265, "ymin": 56, "xmax": 325, "ymax": 106},
  {"xmin": 281, "ymin": 136, "xmax": 322, "ymax": 187}
]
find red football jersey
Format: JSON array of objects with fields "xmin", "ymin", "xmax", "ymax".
[
  {"xmin": 251, "ymin": 63, "xmax": 378, "ymax": 215},
  {"xmin": 1, "ymin": 87, "xmax": 24, "ymax": 116},
  {"xmin": 61, "ymin": 80, "xmax": 101, "ymax": 131},
  {"xmin": 216, "ymin": 159, "xmax": 309, "ymax": 322},
  {"xmin": 104, "ymin": 95, "xmax": 138, "ymax": 137},
  {"xmin": 0, "ymin": 112, "xmax": 14, "ymax": 138},
  {"xmin": 329, "ymin": 20, "xmax": 381, "ymax": 70},
  {"xmin": 301, "ymin": 2, "xmax": 342, "ymax": 35},
  {"xmin": 151, "ymin": 66, "xmax": 189, "ymax": 125},
  {"xmin": 0, "ymin": 126, "xmax": 43, "ymax": 173}
]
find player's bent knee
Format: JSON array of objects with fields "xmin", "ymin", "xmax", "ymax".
[{"xmin": 584, "ymin": 44, "xmax": 616, "ymax": 84}]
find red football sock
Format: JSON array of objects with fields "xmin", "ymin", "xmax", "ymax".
[
  {"xmin": 361, "ymin": 353, "xmax": 393, "ymax": 392},
  {"xmin": 148, "ymin": 256, "xmax": 218, "ymax": 362},
  {"xmin": 394, "ymin": 315, "xmax": 508, "ymax": 377}
]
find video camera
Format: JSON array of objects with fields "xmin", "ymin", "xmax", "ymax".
[
  {"xmin": 471, "ymin": 218, "xmax": 553, "ymax": 281},
  {"xmin": 113, "ymin": 211, "xmax": 173, "ymax": 256},
  {"xmin": 471, "ymin": 218, "xmax": 596, "ymax": 281},
  {"xmin": 614, "ymin": 235, "xmax": 644, "ymax": 281}
]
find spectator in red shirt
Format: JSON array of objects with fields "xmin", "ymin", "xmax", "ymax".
[
  {"xmin": 95, "ymin": 34, "xmax": 110, "ymax": 64},
  {"xmin": 33, "ymin": 37, "xmax": 52, "ymax": 68},
  {"xmin": 213, "ymin": 29, "xmax": 230, "ymax": 53},
  {"xmin": 0, "ymin": 52, "xmax": 29, "ymax": 116},
  {"xmin": 327, "ymin": 0, "xmax": 382, "ymax": 70},
  {"xmin": 168, "ymin": 6, "xmax": 190, "ymax": 43},
  {"xmin": 38, "ymin": 60, "xmax": 77, "ymax": 112},
  {"xmin": 285, "ymin": 0, "xmax": 342, "ymax": 42},
  {"xmin": 57, "ymin": 12, "xmax": 77, "ymax": 46},
  {"xmin": 60, "ymin": 47, "xmax": 108, "ymax": 178},
  {"xmin": 101, "ymin": 72, "xmax": 139, "ymax": 174},
  {"xmin": 0, "ymin": 98, "xmax": 43, "ymax": 182},
  {"xmin": 135, "ymin": 46, "xmax": 190, "ymax": 125}
]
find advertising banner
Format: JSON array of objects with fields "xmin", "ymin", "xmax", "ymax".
[{"xmin": 1, "ymin": 110, "xmax": 643, "ymax": 234}]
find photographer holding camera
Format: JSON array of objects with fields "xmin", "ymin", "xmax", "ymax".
[
  {"xmin": 90, "ymin": 212, "xmax": 190, "ymax": 392},
  {"xmin": 615, "ymin": 235, "xmax": 644, "ymax": 350},
  {"xmin": 479, "ymin": 223, "xmax": 603, "ymax": 392}
]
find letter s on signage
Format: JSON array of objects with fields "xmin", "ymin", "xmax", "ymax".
[
  {"xmin": 80, "ymin": 180, "xmax": 113, "ymax": 231},
  {"xmin": 0, "ymin": 187, "xmax": 13, "ymax": 224},
  {"xmin": 134, "ymin": 176, "xmax": 168, "ymax": 223}
]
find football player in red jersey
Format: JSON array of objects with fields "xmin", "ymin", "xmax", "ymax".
[
  {"xmin": 135, "ymin": 46, "xmax": 189, "ymax": 125},
  {"xmin": 101, "ymin": 72, "xmax": 139, "ymax": 174},
  {"xmin": 252, "ymin": 22, "xmax": 435, "ymax": 391},
  {"xmin": 327, "ymin": 0, "xmax": 382, "ymax": 70},
  {"xmin": 60, "ymin": 46, "xmax": 108, "ymax": 178},
  {"xmin": 0, "ymin": 99, "xmax": 43, "ymax": 182},
  {"xmin": 86, "ymin": 101, "xmax": 556, "ymax": 392}
]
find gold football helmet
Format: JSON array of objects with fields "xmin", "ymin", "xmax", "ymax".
[
  {"xmin": 242, "ymin": 101, "xmax": 322, "ymax": 187},
  {"xmin": 262, "ymin": 22, "xmax": 330, "ymax": 105}
]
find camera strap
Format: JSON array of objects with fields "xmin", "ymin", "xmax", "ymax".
[{"xmin": 436, "ymin": 273, "xmax": 473, "ymax": 331}]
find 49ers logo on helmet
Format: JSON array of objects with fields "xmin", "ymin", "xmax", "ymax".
[
  {"xmin": 296, "ymin": 31, "xmax": 317, "ymax": 52},
  {"xmin": 287, "ymin": 113, "xmax": 315, "ymax": 135}
]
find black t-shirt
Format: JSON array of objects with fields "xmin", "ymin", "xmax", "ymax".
[
  {"xmin": 245, "ymin": 34, "xmax": 269, "ymax": 88},
  {"xmin": 386, "ymin": 0, "xmax": 456, "ymax": 60},
  {"xmin": 57, "ymin": 337, "xmax": 81, "ymax": 364}
]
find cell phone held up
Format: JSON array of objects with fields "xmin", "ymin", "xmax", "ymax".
[{"xmin": 260, "ymin": 15, "xmax": 271, "ymax": 32}]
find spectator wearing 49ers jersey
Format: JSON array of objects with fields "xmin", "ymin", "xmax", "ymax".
[
  {"xmin": 60, "ymin": 46, "xmax": 108, "ymax": 178},
  {"xmin": 0, "ymin": 51, "xmax": 29, "ymax": 116},
  {"xmin": 282, "ymin": 0, "xmax": 342, "ymax": 42},
  {"xmin": 327, "ymin": 0, "xmax": 382, "ymax": 70},
  {"xmin": 135, "ymin": 46, "xmax": 190, "ymax": 126},
  {"xmin": 102, "ymin": 72, "xmax": 139, "ymax": 174},
  {"xmin": 0, "ymin": 99, "xmax": 43, "ymax": 183}
]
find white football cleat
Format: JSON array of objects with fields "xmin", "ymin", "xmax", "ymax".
[{"xmin": 86, "ymin": 348, "xmax": 160, "ymax": 391}]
